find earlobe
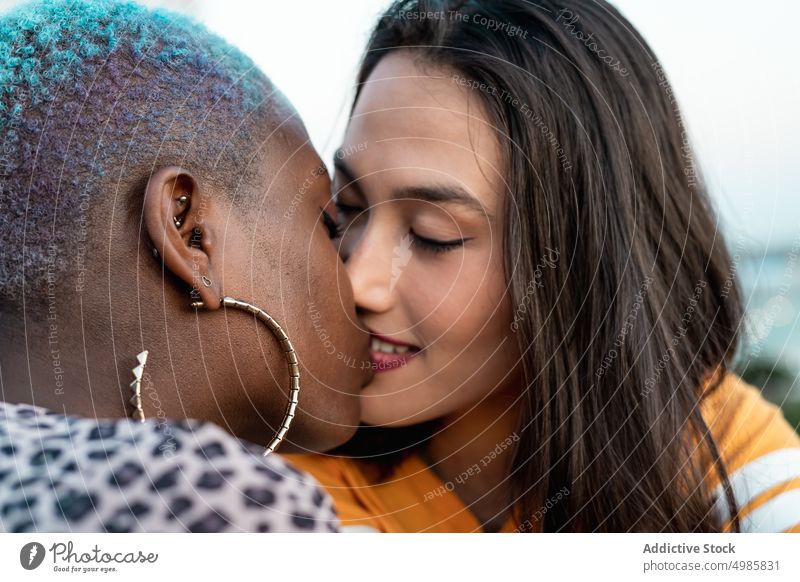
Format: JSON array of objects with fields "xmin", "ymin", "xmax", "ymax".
[{"xmin": 143, "ymin": 166, "xmax": 222, "ymax": 310}]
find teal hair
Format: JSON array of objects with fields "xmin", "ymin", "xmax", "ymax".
[{"xmin": 0, "ymin": 0, "xmax": 277, "ymax": 307}]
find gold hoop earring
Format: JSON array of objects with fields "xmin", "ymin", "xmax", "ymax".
[
  {"xmin": 129, "ymin": 350, "xmax": 148, "ymax": 422},
  {"xmin": 192, "ymin": 296, "xmax": 299, "ymax": 456}
]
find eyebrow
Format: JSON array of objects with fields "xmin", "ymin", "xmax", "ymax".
[{"xmin": 333, "ymin": 151, "xmax": 490, "ymax": 217}]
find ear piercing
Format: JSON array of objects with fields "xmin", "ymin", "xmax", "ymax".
[
  {"xmin": 172, "ymin": 196, "xmax": 189, "ymax": 228},
  {"xmin": 129, "ymin": 350, "xmax": 149, "ymax": 422}
]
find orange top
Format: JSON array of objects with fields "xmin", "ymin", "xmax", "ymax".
[{"xmin": 285, "ymin": 374, "xmax": 800, "ymax": 532}]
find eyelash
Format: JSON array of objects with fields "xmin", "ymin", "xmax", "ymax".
[
  {"xmin": 334, "ymin": 202, "xmax": 467, "ymax": 254},
  {"xmin": 321, "ymin": 208, "xmax": 342, "ymax": 239},
  {"xmin": 410, "ymin": 230, "xmax": 466, "ymax": 254},
  {"xmin": 335, "ymin": 201, "xmax": 362, "ymax": 217}
]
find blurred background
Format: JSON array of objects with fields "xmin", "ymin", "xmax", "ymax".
[{"xmin": 3, "ymin": 0, "xmax": 798, "ymax": 428}]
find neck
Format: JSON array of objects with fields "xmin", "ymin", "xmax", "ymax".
[
  {"xmin": 0, "ymin": 267, "xmax": 177, "ymax": 420},
  {"xmin": 424, "ymin": 387, "xmax": 521, "ymax": 532},
  {"xmin": 0, "ymin": 312, "xmax": 129, "ymax": 418}
]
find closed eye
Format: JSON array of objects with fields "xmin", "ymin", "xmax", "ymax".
[
  {"xmin": 410, "ymin": 230, "xmax": 469, "ymax": 254},
  {"xmin": 335, "ymin": 200, "xmax": 365, "ymax": 218},
  {"xmin": 321, "ymin": 207, "xmax": 342, "ymax": 239}
]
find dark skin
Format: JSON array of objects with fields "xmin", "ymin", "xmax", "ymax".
[{"xmin": 0, "ymin": 111, "xmax": 371, "ymax": 454}]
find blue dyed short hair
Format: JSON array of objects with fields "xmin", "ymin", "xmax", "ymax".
[{"xmin": 0, "ymin": 0, "xmax": 278, "ymax": 307}]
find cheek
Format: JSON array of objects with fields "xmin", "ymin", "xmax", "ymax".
[
  {"xmin": 303, "ymin": 235, "xmax": 361, "ymax": 355},
  {"xmin": 421, "ymin": 256, "xmax": 518, "ymax": 392},
  {"xmin": 407, "ymin": 250, "xmax": 507, "ymax": 347},
  {"xmin": 433, "ymin": 286, "xmax": 514, "ymax": 362},
  {"xmin": 283, "ymin": 234, "xmax": 366, "ymax": 400},
  {"xmin": 430, "ymin": 287, "xmax": 518, "ymax": 407},
  {"xmin": 222, "ymin": 228, "xmax": 273, "ymax": 298}
]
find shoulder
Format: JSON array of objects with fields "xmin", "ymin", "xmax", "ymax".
[
  {"xmin": 283, "ymin": 453, "xmax": 383, "ymax": 532},
  {"xmin": 0, "ymin": 402, "xmax": 338, "ymax": 532},
  {"xmin": 701, "ymin": 375, "xmax": 800, "ymax": 532},
  {"xmin": 702, "ymin": 373, "xmax": 800, "ymax": 456},
  {"xmin": 283, "ymin": 453, "xmax": 366, "ymax": 486}
]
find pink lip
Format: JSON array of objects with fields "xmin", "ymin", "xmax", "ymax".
[
  {"xmin": 368, "ymin": 330, "xmax": 420, "ymax": 374},
  {"xmin": 369, "ymin": 330, "xmax": 418, "ymax": 348}
]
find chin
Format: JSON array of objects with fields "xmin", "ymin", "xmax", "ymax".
[
  {"xmin": 360, "ymin": 379, "xmax": 443, "ymax": 427},
  {"xmin": 279, "ymin": 401, "xmax": 360, "ymax": 453},
  {"xmin": 279, "ymin": 424, "xmax": 357, "ymax": 454},
  {"xmin": 360, "ymin": 401, "xmax": 438, "ymax": 428}
]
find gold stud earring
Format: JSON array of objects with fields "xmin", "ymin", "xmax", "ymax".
[
  {"xmin": 192, "ymin": 297, "xmax": 299, "ymax": 456},
  {"xmin": 129, "ymin": 350, "xmax": 148, "ymax": 422}
]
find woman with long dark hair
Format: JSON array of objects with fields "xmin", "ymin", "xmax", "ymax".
[{"xmin": 288, "ymin": 0, "xmax": 800, "ymax": 532}]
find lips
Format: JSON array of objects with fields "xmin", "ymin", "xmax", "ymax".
[{"xmin": 368, "ymin": 330, "xmax": 420, "ymax": 373}]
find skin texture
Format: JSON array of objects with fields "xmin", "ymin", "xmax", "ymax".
[
  {"xmin": 135, "ymin": 113, "xmax": 370, "ymax": 452},
  {"xmin": 334, "ymin": 52, "xmax": 522, "ymax": 528},
  {"xmin": 0, "ymin": 0, "xmax": 270, "ymax": 301},
  {"xmin": 1, "ymin": 100, "xmax": 370, "ymax": 455},
  {"xmin": 0, "ymin": 0, "xmax": 371, "ymax": 454}
]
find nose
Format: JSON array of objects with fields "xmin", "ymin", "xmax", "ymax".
[{"xmin": 344, "ymin": 221, "xmax": 399, "ymax": 314}]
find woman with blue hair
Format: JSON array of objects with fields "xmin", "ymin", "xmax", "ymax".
[{"xmin": 0, "ymin": 0, "xmax": 369, "ymax": 532}]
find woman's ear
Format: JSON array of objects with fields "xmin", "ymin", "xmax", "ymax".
[{"xmin": 143, "ymin": 166, "xmax": 223, "ymax": 310}]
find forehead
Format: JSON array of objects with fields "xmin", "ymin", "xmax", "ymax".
[
  {"xmin": 344, "ymin": 51, "xmax": 502, "ymax": 201},
  {"xmin": 257, "ymin": 110, "xmax": 326, "ymax": 185},
  {"xmin": 243, "ymin": 109, "xmax": 331, "ymax": 223},
  {"xmin": 262, "ymin": 96, "xmax": 322, "ymax": 167}
]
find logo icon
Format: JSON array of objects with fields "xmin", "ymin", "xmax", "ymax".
[
  {"xmin": 20, "ymin": 542, "xmax": 46, "ymax": 570},
  {"xmin": 390, "ymin": 234, "xmax": 413, "ymax": 293}
]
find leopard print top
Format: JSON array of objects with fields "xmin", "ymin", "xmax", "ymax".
[{"xmin": 0, "ymin": 401, "xmax": 338, "ymax": 533}]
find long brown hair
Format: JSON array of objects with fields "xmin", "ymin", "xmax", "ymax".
[{"xmin": 337, "ymin": 0, "xmax": 743, "ymax": 532}]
